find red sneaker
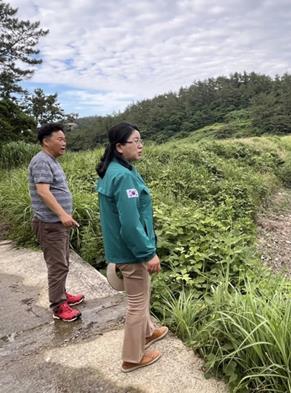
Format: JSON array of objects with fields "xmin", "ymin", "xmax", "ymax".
[
  {"xmin": 65, "ymin": 291, "xmax": 85, "ymax": 306},
  {"xmin": 53, "ymin": 302, "xmax": 81, "ymax": 322}
]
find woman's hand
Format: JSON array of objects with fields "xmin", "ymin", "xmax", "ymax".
[{"xmin": 147, "ymin": 255, "xmax": 161, "ymax": 274}]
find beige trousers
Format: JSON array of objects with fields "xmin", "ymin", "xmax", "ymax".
[{"xmin": 118, "ymin": 262, "xmax": 155, "ymax": 363}]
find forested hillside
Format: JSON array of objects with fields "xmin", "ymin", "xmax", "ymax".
[{"xmin": 67, "ymin": 72, "xmax": 291, "ymax": 150}]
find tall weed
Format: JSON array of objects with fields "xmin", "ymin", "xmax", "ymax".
[
  {"xmin": 0, "ymin": 142, "xmax": 39, "ymax": 169},
  {"xmin": 159, "ymin": 276, "xmax": 291, "ymax": 392}
]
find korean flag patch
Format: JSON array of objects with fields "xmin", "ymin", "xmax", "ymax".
[{"xmin": 126, "ymin": 188, "xmax": 139, "ymax": 198}]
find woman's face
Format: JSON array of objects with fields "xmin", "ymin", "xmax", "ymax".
[{"xmin": 116, "ymin": 130, "xmax": 143, "ymax": 161}]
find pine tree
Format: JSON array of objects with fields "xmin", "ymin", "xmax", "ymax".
[
  {"xmin": 23, "ymin": 88, "xmax": 64, "ymax": 125},
  {"xmin": 0, "ymin": 0, "xmax": 48, "ymax": 98}
]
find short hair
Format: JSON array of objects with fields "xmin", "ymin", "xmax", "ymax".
[{"xmin": 37, "ymin": 123, "xmax": 64, "ymax": 144}]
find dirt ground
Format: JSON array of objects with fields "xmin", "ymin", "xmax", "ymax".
[{"xmin": 256, "ymin": 189, "xmax": 291, "ymax": 277}]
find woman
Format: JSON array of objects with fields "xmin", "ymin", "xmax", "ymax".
[{"xmin": 96, "ymin": 122, "xmax": 168, "ymax": 373}]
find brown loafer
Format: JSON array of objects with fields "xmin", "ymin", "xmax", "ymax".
[
  {"xmin": 145, "ymin": 326, "xmax": 169, "ymax": 349},
  {"xmin": 121, "ymin": 350, "xmax": 161, "ymax": 373}
]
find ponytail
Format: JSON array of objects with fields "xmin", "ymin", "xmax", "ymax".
[
  {"xmin": 96, "ymin": 144, "xmax": 114, "ymax": 178},
  {"xmin": 96, "ymin": 143, "xmax": 132, "ymax": 178},
  {"xmin": 96, "ymin": 122, "xmax": 138, "ymax": 177}
]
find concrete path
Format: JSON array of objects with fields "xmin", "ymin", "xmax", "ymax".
[{"xmin": 0, "ymin": 241, "xmax": 228, "ymax": 393}]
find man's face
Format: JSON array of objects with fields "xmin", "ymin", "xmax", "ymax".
[{"xmin": 43, "ymin": 130, "xmax": 66, "ymax": 157}]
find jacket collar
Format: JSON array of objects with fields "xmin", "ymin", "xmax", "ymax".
[{"xmin": 113, "ymin": 155, "xmax": 133, "ymax": 171}]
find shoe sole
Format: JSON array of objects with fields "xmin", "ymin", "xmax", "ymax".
[
  {"xmin": 121, "ymin": 353, "xmax": 161, "ymax": 373},
  {"xmin": 67, "ymin": 297, "xmax": 85, "ymax": 306},
  {"xmin": 145, "ymin": 327, "xmax": 169, "ymax": 349},
  {"xmin": 53, "ymin": 313, "xmax": 81, "ymax": 322}
]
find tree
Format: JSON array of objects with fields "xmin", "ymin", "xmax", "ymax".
[
  {"xmin": 66, "ymin": 72, "xmax": 291, "ymax": 149},
  {"xmin": 64, "ymin": 112, "xmax": 79, "ymax": 132},
  {"xmin": 0, "ymin": 1, "xmax": 49, "ymax": 98},
  {"xmin": 0, "ymin": 98, "xmax": 36, "ymax": 142},
  {"xmin": 24, "ymin": 88, "xmax": 65, "ymax": 125},
  {"xmin": 250, "ymin": 74, "xmax": 291, "ymax": 135}
]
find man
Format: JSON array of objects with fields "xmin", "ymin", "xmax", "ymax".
[{"xmin": 29, "ymin": 123, "xmax": 84, "ymax": 322}]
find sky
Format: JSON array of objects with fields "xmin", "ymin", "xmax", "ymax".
[{"xmin": 8, "ymin": 0, "xmax": 291, "ymax": 118}]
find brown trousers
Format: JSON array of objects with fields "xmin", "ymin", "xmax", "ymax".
[
  {"xmin": 118, "ymin": 262, "xmax": 155, "ymax": 363},
  {"xmin": 32, "ymin": 218, "xmax": 69, "ymax": 310}
]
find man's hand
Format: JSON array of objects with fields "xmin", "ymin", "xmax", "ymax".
[
  {"xmin": 59, "ymin": 212, "xmax": 79, "ymax": 228},
  {"xmin": 36, "ymin": 184, "xmax": 79, "ymax": 228},
  {"xmin": 147, "ymin": 255, "xmax": 161, "ymax": 274}
]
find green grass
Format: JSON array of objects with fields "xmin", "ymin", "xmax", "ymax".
[
  {"xmin": 0, "ymin": 141, "xmax": 40, "ymax": 169},
  {"xmin": 160, "ymin": 276, "xmax": 291, "ymax": 392},
  {"xmin": 172, "ymin": 109, "xmax": 253, "ymax": 142}
]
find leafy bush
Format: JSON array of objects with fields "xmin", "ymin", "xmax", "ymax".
[
  {"xmin": 0, "ymin": 137, "xmax": 285, "ymax": 264},
  {"xmin": 277, "ymin": 153, "xmax": 291, "ymax": 187},
  {"xmin": 151, "ymin": 201, "xmax": 257, "ymax": 304}
]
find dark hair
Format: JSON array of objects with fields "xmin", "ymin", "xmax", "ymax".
[
  {"xmin": 96, "ymin": 122, "xmax": 139, "ymax": 178},
  {"xmin": 37, "ymin": 123, "xmax": 64, "ymax": 144}
]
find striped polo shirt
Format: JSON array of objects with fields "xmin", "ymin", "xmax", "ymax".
[{"xmin": 28, "ymin": 151, "xmax": 72, "ymax": 222}]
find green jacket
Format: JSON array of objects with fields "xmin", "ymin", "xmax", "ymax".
[{"xmin": 97, "ymin": 159, "xmax": 156, "ymax": 264}]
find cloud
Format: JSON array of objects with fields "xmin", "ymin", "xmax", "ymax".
[
  {"xmin": 59, "ymin": 89, "xmax": 137, "ymax": 116},
  {"xmin": 8, "ymin": 0, "xmax": 291, "ymax": 116}
]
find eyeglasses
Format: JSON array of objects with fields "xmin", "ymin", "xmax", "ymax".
[{"xmin": 125, "ymin": 138, "xmax": 143, "ymax": 145}]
